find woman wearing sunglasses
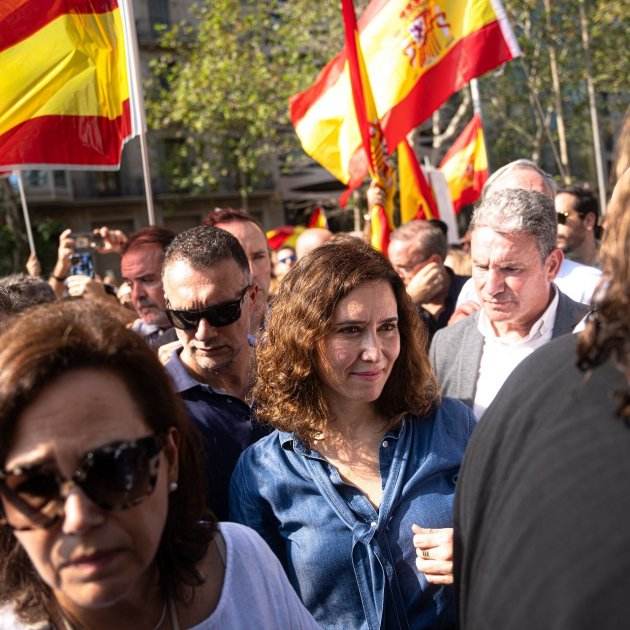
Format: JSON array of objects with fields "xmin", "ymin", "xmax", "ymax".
[
  {"xmin": 0, "ymin": 301, "xmax": 318, "ymax": 629},
  {"xmin": 230, "ymin": 240, "xmax": 476, "ymax": 629}
]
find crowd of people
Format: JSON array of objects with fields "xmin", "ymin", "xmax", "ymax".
[{"xmin": 0, "ymin": 153, "xmax": 627, "ymax": 629}]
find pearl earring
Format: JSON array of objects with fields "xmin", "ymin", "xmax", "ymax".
[{"xmin": 169, "ymin": 481, "xmax": 178, "ymax": 493}]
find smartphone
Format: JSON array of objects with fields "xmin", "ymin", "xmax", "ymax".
[
  {"xmin": 70, "ymin": 232, "xmax": 104, "ymax": 250},
  {"xmin": 70, "ymin": 252, "xmax": 95, "ymax": 278}
]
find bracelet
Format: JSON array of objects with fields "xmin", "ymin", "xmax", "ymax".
[{"xmin": 51, "ymin": 274, "xmax": 67, "ymax": 282}]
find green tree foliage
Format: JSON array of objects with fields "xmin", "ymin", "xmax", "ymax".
[
  {"xmin": 476, "ymin": 0, "xmax": 628, "ymax": 186},
  {"xmin": 146, "ymin": 0, "xmax": 358, "ymax": 197}
]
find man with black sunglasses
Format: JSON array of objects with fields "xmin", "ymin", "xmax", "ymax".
[{"xmin": 161, "ymin": 226, "xmax": 262, "ymax": 520}]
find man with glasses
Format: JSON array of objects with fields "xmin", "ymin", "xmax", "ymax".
[
  {"xmin": 388, "ymin": 220, "xmax": 468, "ymax": 342},
  {"xmin": 162, "ymin": 226, "xmax": 262, "ymax": 519},
  {"xmin": 555, "ymin": 184, "xmax": 601, "ymax": 267}
]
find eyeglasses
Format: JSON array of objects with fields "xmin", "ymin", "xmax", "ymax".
[
  {"xmin": 278, "ymin": 254, "xmax": 296, "ymax": 265},
  {"xmin": 0, "ymin": 434, "xmax": 165, "ymax": 531},
  {"xmin": 556, "ymin": 211, "xmax": 569, "ymax": 225},
  {"xmin": 166, "ymin": 285, "xmax": 250, "ymax": 331}
]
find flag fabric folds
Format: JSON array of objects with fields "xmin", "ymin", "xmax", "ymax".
[
  {"xmin": 439, "ymin": 113, "xmax": 489, "ymax": 213},
  {"xmin": 266, "ymin": 225, "xmax": 306, "ymax": 251},
  {"xmin": 308, "ymin": 207, "xmax": 329, "ymax": 229},
  {"xmin": 290, "ymin": 0, "xmax": 519, "ymax": 189},
  {"xmin": 398, "ymin": 138, "xmax": 439, "ymax": 222},
  {"xmin": 0, "ymin": 0, "xmax": 140, "ymax": 170}
]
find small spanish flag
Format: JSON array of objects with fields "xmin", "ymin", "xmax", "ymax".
[
  {"xmin": 398, "ymin": 139, "xmax": 439, "ymax": 222},
  {"xmin": 266, "ymin": 225, "xmax": 306, "ymax": 251},
  {"xmin": 308, "ymin": 207, "xmax": 328, "ymax": 229},
  {"xmin": 0, "ymin": 1, "xmax": 141, "ymax": 170},
  {"xmin": 439, "ymin": 114, "xmax": 488, "ymax": 213}
]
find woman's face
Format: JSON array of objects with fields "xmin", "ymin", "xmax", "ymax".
[
  {"xmin": 316, "ymin": 280, "xmax": 400, "ymax": 412},
  {"xmin": 3, "ymin": 368, "xmax": 178, "ymax": 612}
]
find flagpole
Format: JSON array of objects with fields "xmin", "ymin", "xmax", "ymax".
[
  {"xmin": 120, "ymin": 0, "xmax": 156, "ymax": 226},
  {"xmin": 469, "ymin": 79, "xmax": 490, "ymax": 172},
  {"xmin": 15, "ymin": 171, "xmax": 36, "ymax": 256}
]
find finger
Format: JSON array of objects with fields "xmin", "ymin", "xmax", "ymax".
[
  {"xmin": 412, "ymin": 523, "xmax": 448, "ymax": 535},
  {"xmin": 414, "ymin": 542, "xmax": 452, "ymax": 561},
  {"xmin": 424, "ymin": 573, "xmax": 453, "ymax": 585},
  {"xmin": 416, "ymin": 557, "xmax": 453, "ymax": 576}
]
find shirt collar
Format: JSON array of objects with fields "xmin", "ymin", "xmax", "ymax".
[
  {"xmin": 477, "ymin": 285, "xmax": 559, "ymax": 344},
  {"xmin": 165, "ymin": 348, "xmax": 207, "ymax": 394}
]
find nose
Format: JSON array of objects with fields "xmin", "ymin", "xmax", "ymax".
[
  {"xmin": 131, "ymin": 281, "xmax": 147, "ymax": 304},
  {"xmin": 360, "ymin": 329, "xmax": 381, "ymax": 362},
  {"xmin": 61, "ymin": 485, "xmax": 105, "ymax": 535},
  {"xmin": 195, "ymin": 317, "xmax": 219, "ymax": 341},
  {"xmin": 484, "ymin": 269, "xmax": 505, "ymax": 297}
]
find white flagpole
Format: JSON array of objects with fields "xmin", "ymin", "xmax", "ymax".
[
  {"xmin": 120, "ymin": 0, "xmax": 157, "ymax": 225},
  {"xmin": 15, "ymin": 171, "xmax": 36, "ymax": 256}
]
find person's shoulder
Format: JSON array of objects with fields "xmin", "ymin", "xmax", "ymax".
[
  {"xmin": 432, "ymin": 310, "xmax": 478, "ymax": 343},
  {"xmin": 237, "ymin": 429, "xmax": 283, "ymax": 465},
  {"xmin": 219, "ymin": 521, "xmax": 267, "ymax": 549},
  {"xmin": 559, "ymin": 257, "xmax": 602, "ymax": 279}
]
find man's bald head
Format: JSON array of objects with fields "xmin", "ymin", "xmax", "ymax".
[
  {"xmin": 296, "ymin": 228, "xmax": 333, "ymax": 259},
  {"xmin": 483, "ymin": 159, "xmax": 556, "ymax": 200}
]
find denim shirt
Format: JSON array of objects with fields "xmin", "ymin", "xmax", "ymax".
[{"xmin": 229, "ymin": 398, "xmax": 475, "ymax": 630}]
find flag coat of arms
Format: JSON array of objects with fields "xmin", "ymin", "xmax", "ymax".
[
  {"xmin": 0, "ymin": 0, "xmax": 142, "ymax": 170},
  {"xmin": 290, "ymin": 0, "xmax": 519, "ymax": 190},
  {"xmin": 439, "ymin": 113, "xmax": 489, "ymax": 212}
]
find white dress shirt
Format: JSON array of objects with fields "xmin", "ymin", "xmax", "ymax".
[{"xmin": 473, "ymin": 288, "xmax": 559, "ymax": 419}]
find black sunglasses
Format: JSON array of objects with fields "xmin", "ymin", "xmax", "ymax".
[
  {"xmin": 166, "ymin": 285, "xmax": 250, "ymax": 331},
  {"xmin": 556, "ymin": 211, "xmax": 569, "ymax": 225},
  {"xmin": 0, "ymin": 434, "xmax": 165, "ymax": 531}
]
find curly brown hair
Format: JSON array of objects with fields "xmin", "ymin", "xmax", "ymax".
[
  {"xmin": 254, "ymin": 240, "xmax": 439, "ymax": 445},
  {"xmin": 0, "ymin": 301, "xmax": 215, "ymax": 624},
  {"xmin": 577, "ymin": 168, "xmax": 630, "ymax": 418}
]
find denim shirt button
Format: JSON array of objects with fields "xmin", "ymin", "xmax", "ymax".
[
  {"xmin": 370, "ymin": 521, "xmax": 377, "ymax": 529},
  {"xmin": 382, "ymin": 440, "xmax": 389, "ymax": 448}
]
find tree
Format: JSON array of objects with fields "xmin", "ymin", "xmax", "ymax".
[{"xmin": 146, "ymin": 0, "xmax": 362, "ymax": 200}]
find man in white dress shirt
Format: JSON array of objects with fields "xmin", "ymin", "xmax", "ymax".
[{"xmin": 430, "ymin": 188, "xmax": 589, "ymax": 418}]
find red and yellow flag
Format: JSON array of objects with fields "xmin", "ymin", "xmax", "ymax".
[
  {"xmin": 398, "ymin": 138, "xmax": 439, "ymax": 222},
  {"xmin": 308, "ymin": 206, "xmax": 329, "ymax": 229},
  {"xmin": 439, "ymin": 113, "xmax": 488, "ymax": 213},
  {"xmin": 290, "ymin": 0, "xmax": 519, "ymax": 189},
  {"xmin": 0, "ymin": 1, "xmax": 140, "ymax": 170},
  {"xmin": 341, "ymin": 0, "xmax": 394, "ymax": 253},
  {"xmin": 266, "ymin": 225, "xmax": 306, "ymax": 251}
]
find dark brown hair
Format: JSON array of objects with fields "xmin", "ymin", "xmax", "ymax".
[
  {"xmin": 0, "ymin": 301, "xmax": 214, "ymax": 623},
  {"xmin": 577, "ymin": 169, "xmax": 630, "ymax": 417},
  {"xmin": 121, "ymin": 226, "xmax": 176, "ymax": 256},
  {"xmin": 254, "ymin": 240, "xmax": 439, "ymax": 445},
  {"xmin": 203, "ymin": 207, "xmax": 265, "ymax": 233}
]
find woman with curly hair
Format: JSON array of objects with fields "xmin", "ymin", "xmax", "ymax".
[
  {"xmin": 0, "ymin": 301, "xmax": 318, "ymax": 629},
  {"xmin": 454, "ymin": 169, "xmax": 630, "ymax": 630},
  {"xmin": 230, "ymin": 240, "xmax": 476, "ymax": 630}
]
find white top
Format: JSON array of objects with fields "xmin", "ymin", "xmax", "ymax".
[
  {"xmin": 187, "ymin": 522, "xmax": 319, "ymax": 629},
  {"xmin": 473, "ymin": 289, "xmax": 559, "ymax": 419},
  {"xmin": 0, "ymin": 523, "xmax": 319, "ymax": 630},
  {"xmin": 456, "ymin": 258, "xmax": 601, "ymax": 307}
]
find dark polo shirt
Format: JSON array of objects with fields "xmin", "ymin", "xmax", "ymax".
[{"xmin": 164, "ymin": 349, "xmax": 257, "ymax": 520}]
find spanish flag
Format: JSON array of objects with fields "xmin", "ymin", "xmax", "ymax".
[
  {"xmin": 398, "ymin": 138, "xmax": 439, "ymax": 222},
  {"xmin": 290, "ymin": 0, "xmax": 519, "ymax": 189},
  {"xmin": 266, "ymin": 225, "xmax": 306, "ymax": 251},
  {"xmin": 308, "ymin": 207, "xmax": 329, "ymax": 229},
  {"xmin": 0, "ymin": 1, "xmax": 140, "ymax": 170},
  {"xmin": 439, "ymin": 113, "xmax": 488, "ymax": 213}
]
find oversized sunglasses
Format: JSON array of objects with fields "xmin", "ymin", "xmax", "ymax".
[
  {"xmin": 0, "ymin": 434, "xmax": 165, "ymax": 531},
  {"xmin": 166, "ymin": 285, "xmax": 250, "ymax": 331},
  {"xmin": 556, "ymin": 211, "xmax": 569, "ymax": 225}
]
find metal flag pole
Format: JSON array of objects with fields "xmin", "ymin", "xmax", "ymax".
[
  {"xmin": 120, "ymin": 0, "xmax": 156, "ymax": 225},
  {"xmin": 15, "ymin": 171, "xmax": 36, "ymax": 256}
]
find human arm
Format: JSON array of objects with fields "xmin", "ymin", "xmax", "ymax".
[
  {"xmin": 93, "ymin": 226, "xmax": 128, "ymax": 255},
  {"xmin": 448, "ymin": 300, "xmax": 480, "ymax": 325},
  {"xmin": 406, "ymin": 261, "xmax": 449, "ymax": 305},
  {"xmin": 26, "ymin": 253, "xmax": 41, "ymax": 277},
  {"xmin": 48, "ymin": 229, "xmax": 75, "ymax": 297}
]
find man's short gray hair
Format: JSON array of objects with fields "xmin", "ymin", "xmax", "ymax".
[
  {"xmin": 389, "ymin": 220, "xmax": 447, "ymax": 261},
  {"xmin": 482, "ymin": 159, "xmax": 556, "ymax": 200},
  {"xmin": 471, "ymin": 189, "xmax": 558, "ymax": 259},
  {"xmin": 0, "ymin": 274, "xmax": 56, "ymax": 313}
]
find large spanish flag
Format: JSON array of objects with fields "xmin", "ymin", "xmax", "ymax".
[
  {"xmin": 439, "ymin": 113, "xmax": 488, "ymax": 212},
  {"xmin": 0, "ymin": 0, "xmax": 140, "ymax": 170},
  {"xmin": 290, "ymin": 0, "xmax": 519, "ymax": 189}
]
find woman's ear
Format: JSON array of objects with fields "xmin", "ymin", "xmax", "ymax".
[{"xmin": 164, "ymin": 427, "xmax": 179, "ymax": 485}]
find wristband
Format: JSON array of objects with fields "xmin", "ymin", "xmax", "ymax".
[{"xmin": 51, "ymin": 274, "xmax": 67, "ymax": 282}]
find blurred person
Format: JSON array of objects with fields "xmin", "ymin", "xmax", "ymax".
[
  {"xmin": 431, "ymin": 189, "xmax": 588, "ymax": 418},
  {"xmin": 454, "ymin": 168, "xmax": 630, "ymax": 630},
  {"xmin": 0, "ymin": 273, "xmax": 55, "ymax": 311},
  {"xmin": 555, "ymin": 184, "xmax": 600, "ymax": 267},
  {"xmin": 453, "ymin": 159, "xmax": 602, "ymax": 317},
  {"xmin": 162, "ymin": 226, "xmax": 263, "ymax": 520},
  {"xmin": 0, "ymin": 301, "xmax": 318, "ymax": 629},
  {"xmin": 204, "ymin": 208, "xmax": 271, "ymax": 332},
  {"xmin": 389, "ymin": 221, "xmax": 469, "ymax": 342},
  {"xmin": 295, "ymin": 227, "xmax": 333, "ymax": 259},
  {"xmin": 120, "ymin": 227, "xmax": 178, "ymax": 351},
  {"xmin": 273, "ymin": 245, "xmax": 297, "ymax": 282},
  {"xmin": 231, "ymin": 240, "xmax": 475, "ymax": 629},
  {"xmin": 444, "ymin": 246, "xmax": 472, "ymax": 276}
]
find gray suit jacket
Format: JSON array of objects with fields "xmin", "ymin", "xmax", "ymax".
[{"xmin": 429, "ymin": 290, "xmax": 589, "ymax": 409}]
